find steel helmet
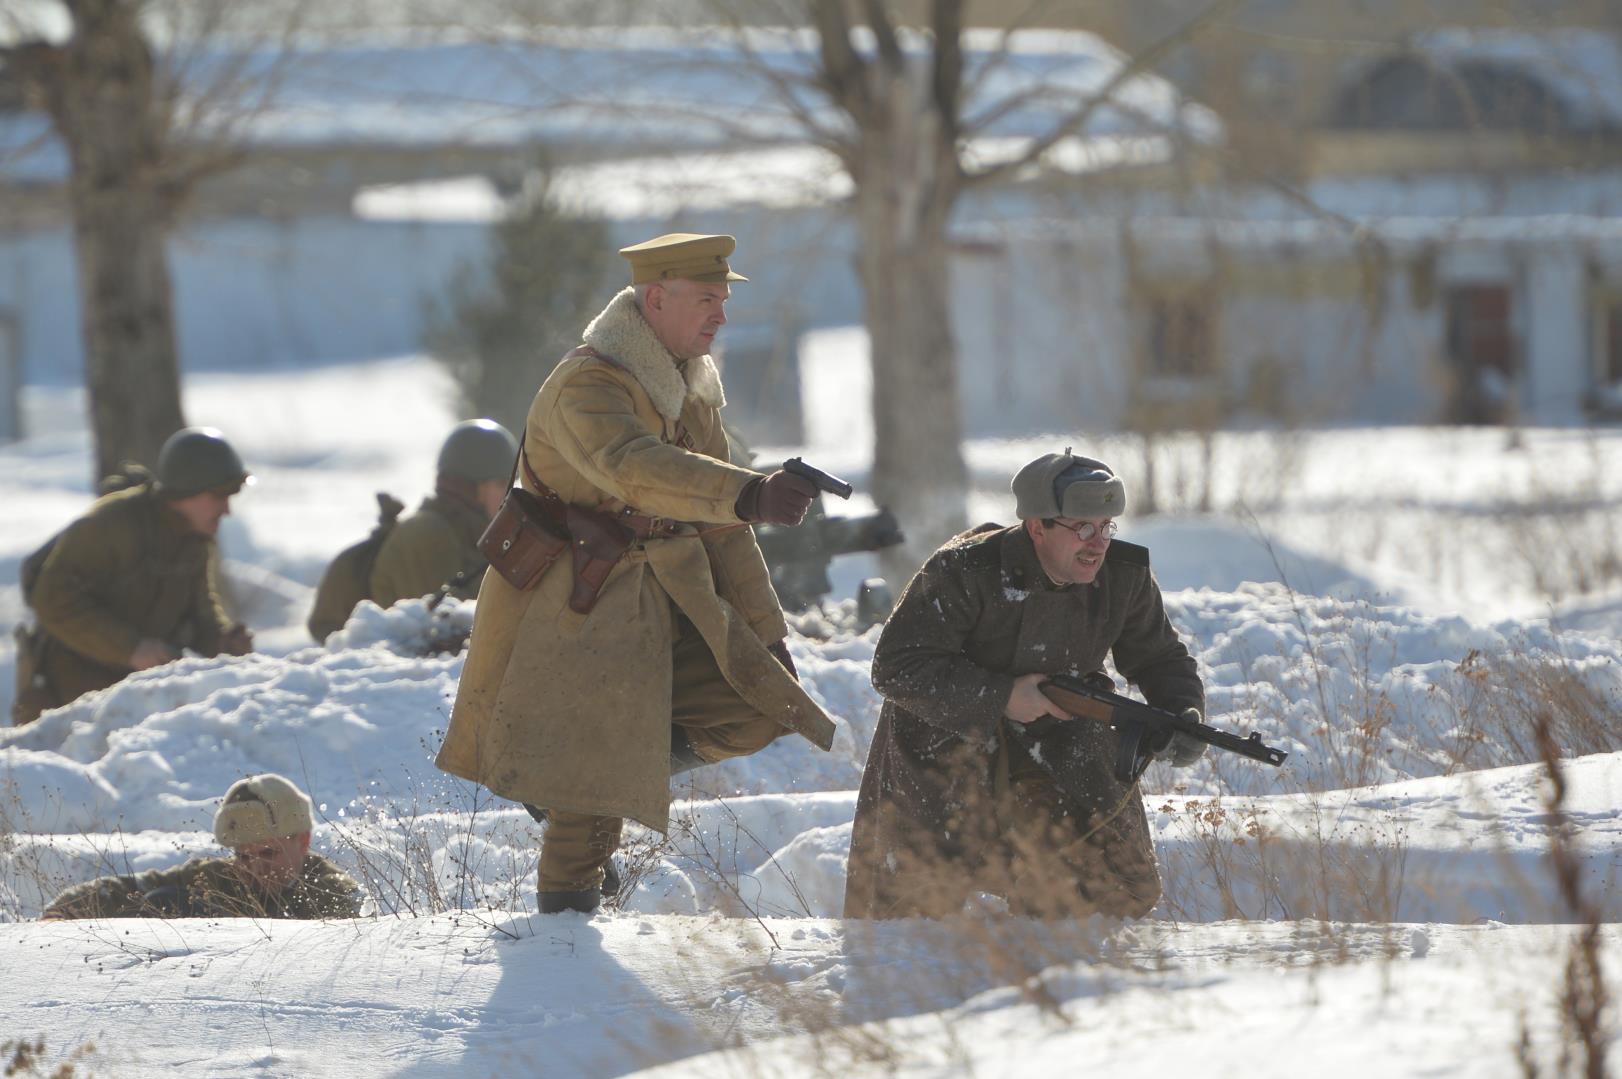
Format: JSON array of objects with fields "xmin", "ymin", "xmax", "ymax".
[
  {"xmin": 155, "ymin": 427, "xmax": 251, "ymax": 497},
  {"xmin": 436, "ymin": 419, "xmax": 518, "ymax": 482}
]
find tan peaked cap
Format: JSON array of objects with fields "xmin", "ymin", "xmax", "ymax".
[
  {"xmin": 213, "ymin": 773, "xmax": 314, "ymax": 847},
  {"xmin": 619, "ymin": 233, "xmax": 749, "ymax": 285}
]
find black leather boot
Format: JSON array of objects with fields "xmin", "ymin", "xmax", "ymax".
[{"xmin": 538, "ymin": 886, "xmax": 601, "ymax": 914}]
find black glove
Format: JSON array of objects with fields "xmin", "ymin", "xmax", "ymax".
[
  {"xmin": 735, "ymin": 470, "xmax": 817, "ymax": 526},
  {"xmin": 767, "ymin": 639, "xmax": 799, "ymax": 682},
  {"xmin": 1149, "ymin": 708, "xmax": 1209, "ymax": 767},
  {"xmin": 220, "ymin": 623, "xmax": 255, "ymax": 656}
]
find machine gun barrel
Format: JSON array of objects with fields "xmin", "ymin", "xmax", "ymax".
[{"xmin": 1038, "ymin": 674, "xmax": 1288, "ymax": 781}]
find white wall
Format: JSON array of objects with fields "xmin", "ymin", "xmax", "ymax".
[
  {"xmin": 1523, "ymin": 248, "xmax": 1590, "ymax": 423},
  {"xmin": 0, "ymin": 217, "xmax": 491, "ymax": 386},
  {"xmin": 950, "ymin": 223, "xmax": 1608, "ymax": 433}
]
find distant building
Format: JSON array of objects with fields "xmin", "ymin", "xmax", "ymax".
[
  {"xmin": 949, "ymin": 28, "xmax": 1622, "ymax": 431},
  {"xmin": 0, "ymin": 30, "xmax": 1193, "ymax": 447}
]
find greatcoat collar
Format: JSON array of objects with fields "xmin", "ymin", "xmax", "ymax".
[{"xmin": 582, "ymin": 287, "xmax": 726, "ymax": 423}]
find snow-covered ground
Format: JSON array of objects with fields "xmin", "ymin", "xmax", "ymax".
[{"xmin": 2, "ymin": 352, "xmax": 1620, "ymax": 1076}]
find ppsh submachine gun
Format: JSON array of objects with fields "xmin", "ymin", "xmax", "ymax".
[
  {"xmin": 1027, "ymin": 674, "xmax": 1289, "ymax": 784},
  {"xmin": 753, "ymin": 458, "xmax": 905, "ymax": 618}
]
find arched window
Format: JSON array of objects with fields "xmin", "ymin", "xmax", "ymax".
[{"xmin": 1329, "ymin": 56, "xmax": 1572, "ymax": 133}]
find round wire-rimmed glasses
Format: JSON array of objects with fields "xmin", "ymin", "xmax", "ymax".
[{"xmin": 1050, "ymin": 519, "xmax": 1118, "ymax": 542}]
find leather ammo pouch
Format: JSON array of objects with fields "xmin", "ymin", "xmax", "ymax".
[
  {"xmin": 564, "ymin": 504, "xmax": 634, "ymax": 614},
  {"xmin": 478, "ymin": 485, "xmax": 569, "ymax": 591}
]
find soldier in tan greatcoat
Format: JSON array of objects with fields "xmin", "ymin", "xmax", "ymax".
[
  {"xmin": 12, "ymin": 428, "xmax": 254, "ymax": 725},
  {"xmin": 41, "ymin": 774, "xmax": 361, "ymax": 920},
  {"xmin": 436, "ymin": 233, "xmax": 835, "ymax": 914}
]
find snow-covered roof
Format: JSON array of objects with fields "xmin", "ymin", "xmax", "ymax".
[
  {"xmin": 960, "ymin": 168, "xmax": 1622, "ymax": 251},
  {"xmin": 0, "ymin": 30, "xmax": 1213, "ymax": 184},
  {"xmin": 352, "ymin": 133, "xmax": 1175, "ymax": 223}
]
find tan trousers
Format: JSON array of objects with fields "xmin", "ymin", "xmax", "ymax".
[{"xmin": 537, "ymin": 616, "xmax": 787, "ymax": 893}]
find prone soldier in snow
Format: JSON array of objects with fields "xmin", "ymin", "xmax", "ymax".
[
  {"xmin": 845, "ymin": 452, "xmax": 1207, "ymax": 920},
  {"xmin": 41, "ymin": 774, "xmax": 361, "ymax": 920}
]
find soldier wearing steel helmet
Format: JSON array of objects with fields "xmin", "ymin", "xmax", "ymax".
[
  {"xmin": 369, "ymin": 418, "xmax": 518, "ymax": 609},
  {"xmin": 11, "ymin": 427, "xmax": 254, "ymax": 725}
]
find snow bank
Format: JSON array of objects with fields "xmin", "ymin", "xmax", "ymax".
[
  {"xmin": 5, "ymin": 586, "xmax": 1618, "ymax": 924},
  {"xmin": 8, "ymin": 582, "xmax": 1616, "ymax": 841}
]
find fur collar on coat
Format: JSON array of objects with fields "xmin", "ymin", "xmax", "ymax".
[{"xmin": 582, "ymin": 287, "xmax": 726, "ymax": 422}]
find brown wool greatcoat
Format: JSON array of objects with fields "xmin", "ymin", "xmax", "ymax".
[
  {"xmin": 844, "ymin": 523, "xmax": 1204, "ymax": 919},
  {"xmin": 27, "ymin": 486, "xmax": 234, "ymax": 711},
  {"xmin": 435, "ymin": 289, "xmax": 835, "ymax": 832}
]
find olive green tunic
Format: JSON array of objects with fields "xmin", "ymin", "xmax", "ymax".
[
  {"xmin": 369, "ymin": 493, "xmax": 490, "ymax": 608},
  {"xmin": 26, "ymin": 485, "xmax": 233, "ymax": 715}
]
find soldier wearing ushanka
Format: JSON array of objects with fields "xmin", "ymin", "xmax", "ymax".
[
  {"xmin": 845, "ymin": 451, "xmax": 1207, "ymax": 920},
  {"xmin": 41, "ymin": 774, "xmax": 361, "ymax": 920}
]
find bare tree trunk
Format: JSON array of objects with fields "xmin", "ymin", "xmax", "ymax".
[
  {"xmin": 847, "ymin": 73, "xmax": 969, "ymax": 581},
  {"xmin": 29, "ymin": 0, "xmax": 186, "ymax": 484},
  {"xmin": 857, "ymin": 189, "xmax": 969, "ymax": 579}
]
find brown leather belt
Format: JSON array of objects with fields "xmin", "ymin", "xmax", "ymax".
[
  {"xmin": 519, "ymin": 453, "xmax": 685, "ymax": 541},
  {"xmin": 614, "ymin": 509, "xmax": 684, "ymax": 540}
]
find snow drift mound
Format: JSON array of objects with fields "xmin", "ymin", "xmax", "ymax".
[{"xmin": 4, "ymin": 586, "xmax": 1618, "ymax": 839}]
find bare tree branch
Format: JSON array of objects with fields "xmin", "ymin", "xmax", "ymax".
[
  {"xmin": 697, "ymin": 2, "xmax": 847, "ymax": 149},
  {"xmin": 959, "ymin": 80, "xmax": 1067, "ymax": 138},
  {"xmin": 811, "ymin": 0, "xmax": 870, "ymax": 122},
  {"xmin": 930, "ymin": 0, "xmax": 964, "ymax": 149},
  {"xmin": 964, "ymin": 0, "xmax": 1240, "ymax": 189},
  {"xmin": 959, "ymin": 0, "xmax": 1065, "ymax": 106},
  {"xmin": 1107, "ymin": 94, "xmax": 1370, "ymax": 238},
  {"xmin": 861, "ymin": 0, "xmax": 903, "ymax": 74}
]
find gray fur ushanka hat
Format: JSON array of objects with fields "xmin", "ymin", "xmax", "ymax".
[{"xmin": 1011, "ymin": 450, "xmax": 1126, "ymax": 520}]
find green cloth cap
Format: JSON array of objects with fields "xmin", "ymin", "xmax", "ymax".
[
  {"xmin": 1011, "ymin": 451, "xmax": 1126, "ymax": 520},
  {"xmin": 619, "ymin": 233, "xmax": 748, "ymax": 285}
]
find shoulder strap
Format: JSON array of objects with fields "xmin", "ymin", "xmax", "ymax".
[
  {"xmin": 1106, "ymin": 540, "xmax": 1150, "ymax": 568},
  {"xmin": 503, "ymin": 432, "xmax": 552, "ymax": 499}
]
